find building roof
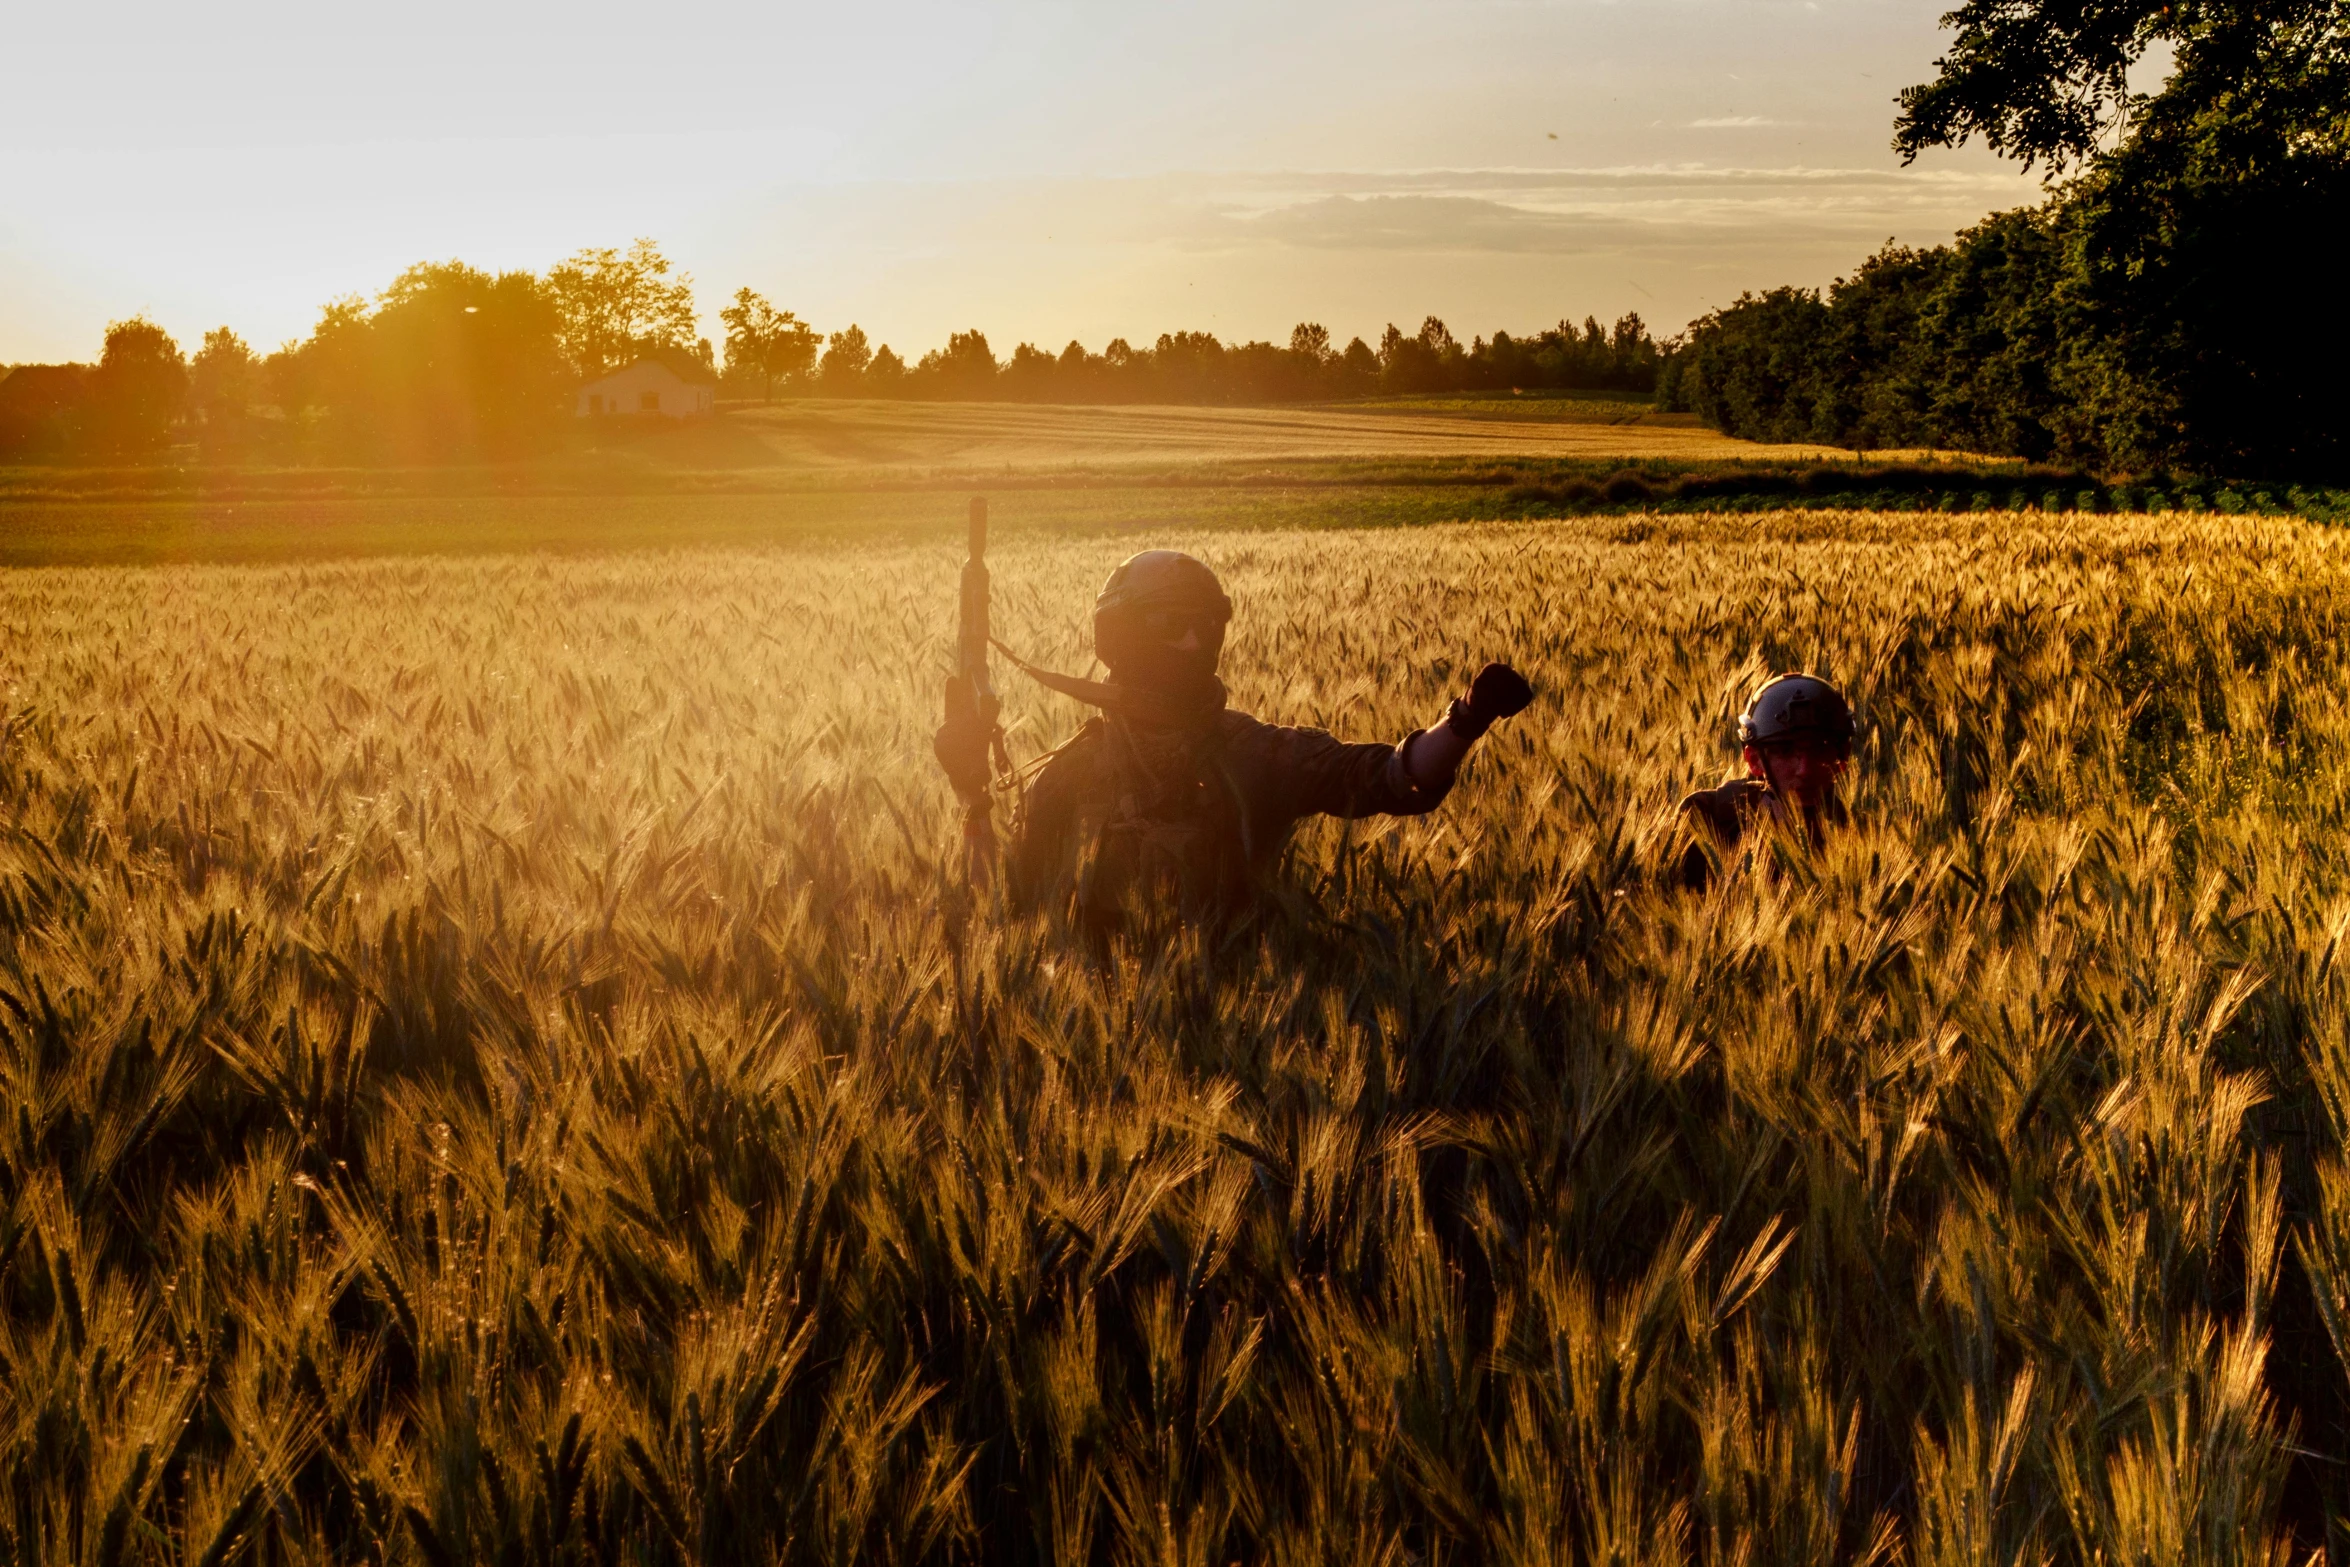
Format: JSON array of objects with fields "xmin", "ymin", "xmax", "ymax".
[
  {"xmin": 583, "ymin": 345, "xmax": 715, "ymax": 391},
  {"xmin": 0, "ymin": 363, "xmax": 91, "ymax": 412}
]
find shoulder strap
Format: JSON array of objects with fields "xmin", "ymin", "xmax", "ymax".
[{"xmin": 990, "ymin": 637, "xmax": 1223, "ymax": 727}]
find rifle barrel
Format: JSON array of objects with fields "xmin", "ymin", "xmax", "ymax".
[
  {"xmin": 955, "ymin": 497, "xmax": 1000, "ymax": 877},
  {"xmin": 960, "ymin": 499, "xmax": 993, "ymax": 691}
]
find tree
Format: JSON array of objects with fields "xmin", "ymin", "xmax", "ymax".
[
  {"xmin": 1029, "ymin": 340, "xmax": 1101, "ymax": 401},
  {"xmin": 867, "ymin": 345, "xmax": 909, "ymax": 393},
  {"xmin": 85, "ymin": 318, "xmax": 186, "ymax": 455},
  {"xmin": 1894, "ymin": 0, "xmax": 2350, "ymax": 171},
  {"xmin": 262, "ymin": 342, "xmax": 308, "ymax": 418},
  {"xmin": 190, "ymin": 328, "xmax": 259, "ymax": 449},
  {"xmin": 2057, "ymin": 123, "xmax": 2348, "ymax": 472},
  {"xmin": 544, "ymin": 238, "xmax": 699, "ymax": 381},
  {"xmin": 0, "ymin": 366, "xmax": 92, "ymax": 459},
  {"xmin": 1289, "ymin": 322, "xmax": 1333, "ymax": 360},
  {"xmin": 1675, "ymin": 217, "xmax": 2091, "ymax": 457},
  {"xmin": 262, "ymin": 265, "xmax": 567, "ymax": 461},
  {"xmin": 1890, "ymin": 0, "xmax": 2350, "ymax": 472},
  {"xmin": 1608, "ymin": 312, "xmax": 1659, "ymax": 387},
  {"xmin": 1151, "ymin": 331, "xmax": 1226, "ymax": 401},
  {"xmin": 1678, "ymin": 287, "xmax": 1842, "ymax": 445},
  {"xmin": 819, "ymin": 325, "xmax": 873, "ymax": 392},
  {"xmin": 1376, "ymin": 318, "xmax": 1462, "ymax": 394},
  {"xmin": 914, "ymin": 331, "xmax": 998, "ymax": 398},
  {"xmin": 362, "ymin": 261, "xmax": 570, "ymax": 458},
  {"xmin": 720, "ymin": 288, "xmax": 820, "ymax": 400},
  {"xmin": 267, "ymin": 297, "xmax": 368, "ymax": 426}
]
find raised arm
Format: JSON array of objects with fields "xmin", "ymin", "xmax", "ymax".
[
  {"xmin": 1249, "ymin": 662, "xmax": 1535, "ymax": 820},
  {"xmin": 1401, "ymin": 662, "xmax": 1535, "ymax": 794}
]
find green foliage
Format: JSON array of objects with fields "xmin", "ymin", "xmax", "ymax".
[
  {"xmin": 1663, "ymin": 287, "xmax": 1842, "ymax": 447},
  {"xmin": 1893, "ymin": 0, "xmax": 2350, "ymax": 171},
  {"xmin": 914, "ymin": 329, "xmax": 1004, "ymax": 399},
  {"xmin": 269, "ymin": 263, "xmax": 574, "ymax": 462},
  {"xmin": 84, "ymin": 318, "xmax": 189, "ymax": 457},
  {"xmin": 818, "ymin": 326, "xmax": 873, "ymax": 393},
  {"xmin": 868, "ymin": 344, "xmax": 911, "ymax": 391},
  {"xmin": 1678, "ymin": 157, "xmax": 2348, "ymax": 478},
  {"xmin": 720, "ymin": 290, "xmax": 820, "ymax": 403},
  {"xmin": 1688, "ymin": 0, "xmax": 2350, "ymax": 476},
  {"xmin": 905, "ymin": 315, "xmax": 1665, "ymax": 406},
  {"xmin": 3, "ymin": 511, "xmax": 2350, "ymax": 1560},
  {"xmin": 190, "ymin": 328, "xmax": 262, "ymax": 454},
  {"xmin": 0, "ymin": 365, "xmax": 93, "ymax": 460},
  {"xmin": 2055, "ymin": 96, "xmax": 2350, "ymax": 475},
  {"xmin": 544, "ymin": 238, "xmax": 701, "ymax": 383}
]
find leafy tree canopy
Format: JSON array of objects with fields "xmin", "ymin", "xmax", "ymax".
[
  {"xmin": 719, "ymin": 288, "xmax": 819, "ymax": 401},
  {"xmin": 545, "ymin": 238, "xmax": 699, "ymax": 381},
  {"xmin": 1896, "ymin": 0, "xmax": 2350, "ymax": 169},
  {"xmin": 819, "ymin": 324, "xmax": 873, "ymax": 389},
  {"xmin": 87, "ymin": 317, "xmax": 187, "ymax": 455}
]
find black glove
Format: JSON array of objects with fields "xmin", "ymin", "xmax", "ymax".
[
  {"xmin": 934, "ymin": 675, "xmax": 993, "ymax": 796},
  {"xmin": 1446, "ymin": 662, "xmax": 1535, "ymax": 740}
]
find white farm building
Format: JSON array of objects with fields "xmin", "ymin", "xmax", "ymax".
[{"xmin": 577, "ymin": 354, "xmax": 715, "ymax": 418}]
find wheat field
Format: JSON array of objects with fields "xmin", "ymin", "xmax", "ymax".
[{"xmin": 5, "ymin": 508, "xmax": 2349, "ymax": 1564}]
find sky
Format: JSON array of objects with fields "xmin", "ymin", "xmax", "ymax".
[{"xmin": 0, "ymin": 0, "xmax": 2049, "ymax": 364}]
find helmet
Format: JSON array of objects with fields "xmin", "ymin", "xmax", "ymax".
[
  {"xmin": 1094, "ymin": 550, "xmax": 1231, "ymax": 626},
  {"xmin": 1738, "ymin": 673, "xmax": 1854, "ymax": 752},
  {"xmin": 1092, "ymin": 550, "xmax": 1232, "ymax": 681}
]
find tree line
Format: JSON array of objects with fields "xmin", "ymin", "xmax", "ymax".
[
  {"xmin": 0, "ymin": 238, "xmax": 1666, "ymax": 464},
  {"xmin": 1666, "ymin": 0, "xmax": 2349, "ymax": 478},
  {"xmin": 814, "ymin": 315, "xmax": 1662, "ymax": 406},
  {"xmin": 0, "ymin": 241, "xmax": 705, "ymax": 464}
]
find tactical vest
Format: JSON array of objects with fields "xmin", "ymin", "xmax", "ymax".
[{"xmin": 1069, "ymin": 716, "xmax": 1254, "ymax": 925}]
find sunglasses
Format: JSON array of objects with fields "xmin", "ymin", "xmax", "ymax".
[
  {"xmin": 1759, "ymin": 736, "xmax": 1851, "ymax": 762},
  {"xmin": 1139, "ymin": 607, "xmax": 1226, "ymax": 641}
]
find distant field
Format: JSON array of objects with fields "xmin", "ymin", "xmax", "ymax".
[
  {"xmin": 5, "ymin": 509, "xmax": 2347, "ymax": 1561},
  {"xmin": 0, "ymin": 397, "xmax": 1874, "ymax": 510},
  {"xmin": 699, "ymin": 396, "xmax": 1848, "ymax": 473},
  {"xmin": 0, "ymin": 395, "xmax": 2023, "ymax": 565},
  {"xmin": 1313, "ymin": 388, "xmax": 1681, "ymax": 422}
]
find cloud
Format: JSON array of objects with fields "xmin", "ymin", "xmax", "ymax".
[
  {"xmin": 1195, "ymin": 165, "xmax": 2034, "ymax": 255},
  {"xmin": 1238, "ymin": 195, "xmax": 1593, "ymax": 253},
  {"xmin": 1689, "ymin": 116, "xmax": 1779, "ymax": 128}
]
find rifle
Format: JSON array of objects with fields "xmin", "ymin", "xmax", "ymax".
[{"xmin": 951, "ymin": 497, "xmax": 1010, "ymax": 884}]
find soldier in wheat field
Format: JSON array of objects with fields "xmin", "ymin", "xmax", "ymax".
[
  {"xmin": 934, "ymin": 548, "xmax": 1534, "ymax": 933},
  {"xmin": 1676, "ymin": 672, "xmax": 1856, "ymax": 890}
]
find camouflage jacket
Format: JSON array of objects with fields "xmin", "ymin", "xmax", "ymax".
[{"xmin": 1008, "ymin": 710, "xmax": 1448, "ymax": 923}]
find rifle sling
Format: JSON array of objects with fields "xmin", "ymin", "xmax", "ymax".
[{"xmin": 989, "ymin": 638, "xmax": 1219, "ymax": 728}]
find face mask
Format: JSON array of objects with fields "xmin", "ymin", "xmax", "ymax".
[
  {"xmin": 1101, "ymin": 604, "xmax": 1226, "ymax": 693},
  {"xmin": 1117, "ymin": 631, "xmax": 1223, "ymax": 695}
]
